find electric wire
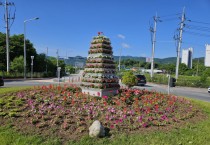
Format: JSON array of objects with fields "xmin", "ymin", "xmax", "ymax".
[
  {"xmin": 188, "ymin": 20, "xmax": 210, "ymax": 25},
  {"xmin": 184, "ymin": 31, "xmax": 210, "ymax": 37}
]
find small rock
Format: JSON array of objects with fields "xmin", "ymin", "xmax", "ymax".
[{"xmin": 89, "ymin": 120, "xmax": 105, "ymax": 137}]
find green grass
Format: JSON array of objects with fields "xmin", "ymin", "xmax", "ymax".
[
  {"xmin": 0, "ymin": 87, "xmax": 210, "ymax": 145},
  {"xmin": 0, "ymin": 86, "xmax": 32, "ymax": 95},
  {"xmin": 0, "ymin": 125, "xmax": 61, "ymax": 145}
]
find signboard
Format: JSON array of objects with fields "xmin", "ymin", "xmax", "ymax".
[
  {"xmin": 205, "ymin": 44, "xmax": 210, "ymax": 67},
  {"xmin": 146, "ymin": 57, "xmax": 151, "ymax": 62},
  {"xmin": 75, "ymin": 62, "xmax": 84, "ymax": 68}
]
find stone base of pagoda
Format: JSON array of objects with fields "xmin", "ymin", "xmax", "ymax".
[{"xmin": 81, "ymin": 87, "xmax": 119, "ymax": 97}]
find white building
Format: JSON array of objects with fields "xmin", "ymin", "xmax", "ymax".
[
  {"xmin": 181, "ymin": 47, "xmax": 193, "ymax": 69},
  {"xmin": 205, "ymin": 44, "xmax": 210, "ymax": 67}
]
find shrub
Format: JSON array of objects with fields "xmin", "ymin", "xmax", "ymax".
[{"xmin": 122, "ymin": 71, "xmax": 137, "ymax": 88}]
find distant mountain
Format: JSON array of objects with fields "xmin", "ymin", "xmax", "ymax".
[
  {"xmin": 113, "ymin": 56, "xmax": 178, "ymax": 64},
  {"xmin": 62, "ymin": 55, "xmax": 204, "ymax": 65}
]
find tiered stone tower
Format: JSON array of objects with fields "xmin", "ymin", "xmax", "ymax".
[{"xmin": 81, "ymin": 32, "xmax": 120, "ymax": 97}]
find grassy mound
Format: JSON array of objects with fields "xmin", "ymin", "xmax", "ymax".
[{"xmin": 0, "ymin": 84, "xmax": 205, "ymax": 144}]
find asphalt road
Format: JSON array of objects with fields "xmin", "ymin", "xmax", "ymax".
[
  {"xmin": 134, "ymin": 83, "xmax": 210, "ymax": 102},
  {"xmin": 1, "ymin": 78, "xmax": 210, "ymax": 103},
  {"xmin": 2, "ymin": 79, "xmax": 57, "ymax": 87}
]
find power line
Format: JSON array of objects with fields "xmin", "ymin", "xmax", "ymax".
[
  {"xmin": 159, "ymin": 13, "xmax": 181, "ymax": 18},
  {"xmin": 161, "ymin": 17, "xmax": 179, "ymax": 22},
  {"xmin": 185, "ymin": 26, "xmax": 210, "ymax": 32},
  {"xmin": 184, "ymin": 31, "xmax": 210, "ymax": 37},
  {"xmin": 187, "ymin": 20, "xmax": 210, "ymax": 25}
]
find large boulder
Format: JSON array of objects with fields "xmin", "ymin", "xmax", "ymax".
[{"xmin": 89, "ymin": 120, "xmax": 105, "ymax": 137}]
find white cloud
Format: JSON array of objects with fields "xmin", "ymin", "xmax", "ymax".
[
  {"xmin": 117, "ymin": 34, "xmax": 125, "ymax": 39},
  {"xmin": 121, "ymin": 43, "xmax": 130, "ymax": 49}
]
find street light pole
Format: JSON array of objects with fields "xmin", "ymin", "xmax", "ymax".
[
  {"xmin": 24, "ymin": 17, "xmax": 39, "ymax": 79},
  {"xmin": 119, "ymin": 48, "xmax": 122, "ymax": 71},
  {"xmin": 31, "ymin": 56, "xmax": 34, "ymax": 79}
]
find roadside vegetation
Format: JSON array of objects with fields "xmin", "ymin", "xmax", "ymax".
[
  {"xmin": 0, "ymin": 85, "xmax": 210, "ymax": 144},
  {"xmin": 144, "ymin": 73, "xmax": 210, "ymax": 88}
]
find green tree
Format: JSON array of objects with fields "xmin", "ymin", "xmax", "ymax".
[
  {"xmin": 0, "ymin": 32, "xmax": 37, "ymax": 71},
  {"xmin": 47, "ymin": 57, "xmax": 66, "ymax": 77},
  {"xmin": 122, "ymin": 71, "xmax": 137, "ymax": 88},
  {"xmin": 10, "ymin": 56, "xmax": 24, "ymax": 73},
  {"xmin": 0, "ymin": 33, "xmax": 6, "ymax": 70},
  {"xmin": 179, "ymin": 63, "xmax": 189, "ymax": 75},
  {"xmin": 10, "ymin": 34, "xmax": 37, "ymax": 70},
  {"xmin": 65, "ymin": 65, "xmax": 75, "ymax": 74},
  {"xmin": 34, "ymin": 53, "xmax": 47, "ymax": 72}
]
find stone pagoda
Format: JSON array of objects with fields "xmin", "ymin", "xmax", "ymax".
[{"xmin": 81, "ymin": 32, "xmax": 120, "ymax": 97}]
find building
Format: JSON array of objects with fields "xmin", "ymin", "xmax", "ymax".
[
  {"xmin": 205, "ymin": 44, "xmax": 210, "ymax": 67},
  {"xmin": 64, "ymin": 56, "xmax": 86, "ymax": 67},
  {"xmin": 181, "ymin": 47, "xmax": 193, "ymax": 69}
]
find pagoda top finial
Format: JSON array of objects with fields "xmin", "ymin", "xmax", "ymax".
[{"xmin": 98, "ymin": 32, "xmax": 104, "ymax": 36}]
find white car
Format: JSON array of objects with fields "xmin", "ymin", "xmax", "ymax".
[{"xmin": 208, "ymin": 86, "xmax": 210, "ymax": 93}]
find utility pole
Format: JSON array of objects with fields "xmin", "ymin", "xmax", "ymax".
[
  {"xmin": 56, "ymin": 49, "xmax": 59, "ymax": 77},
  {"xmin": 196, "ymin": 58, "xmax": 199, "ymax": 76},
  {"xmin": 2, "ymin": 0, "xmax": 15, "ymax": 73},
  {"xmin": 46, "ymin": 47, "xmax": 48, "ymax": 73},
  {"xmin": 150, "ymin": 13, "xmax": 160, "ymax": 78},
  {"xmin": 118, "ymin": 48, "xmax": 122, "ymax": 71},
  {"xmin": 175, "ymin": 7, "xmax": 185, "ymax": 79}
]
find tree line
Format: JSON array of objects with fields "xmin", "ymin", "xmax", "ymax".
[
  {"xmin": 117, "ymin": 58, "xmax": 210, "ymax": 76},
  {"xmin": 0, "ymin": 32, "xmax": 65, "ymax": 77}
]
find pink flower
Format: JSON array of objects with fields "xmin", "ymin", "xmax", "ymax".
[
  {"xmin": 110, "ymin": 124, "xmax": 114, "ymax": 129},
  {"xmin": 102, "ymin": 96, "xmax": 108, "ymax": 99},
  {"xmin": 115, "ymin": 120, "xmax": 119, "ymax": 124},
  {"xmin": 142, "ymin": 123, "xmax": 148, "ymax": 128},
  {"xmin": 97, "ymin": 92, "xmax": 100, "ymax": 96},
  {"xmin": 138, "ymin": 116, "xmax": 143, "ymax": 122}
]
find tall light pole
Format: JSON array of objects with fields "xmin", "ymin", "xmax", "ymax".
[
  {"xmin": 56, "ymin": 49, "xmax": 59, "ymax": 77},
  {"xmin": 118, "ymin": 48, "xmax": 122, "ymax": 71},
  {"xmin": 46, "ymin": 47, "xmax": 48, "ymax": 73},
  {"xmin": 24, "ymin": 17, "xmax": 39, "ymax": 79},
  {"xmin": 31, "ymin": 56, "xmax": 34, "ymax": 79}
]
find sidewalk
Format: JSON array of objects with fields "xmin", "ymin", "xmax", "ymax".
[{"xmin": 4, "ymin": 78, "xmax": 54, "ymax": 82}]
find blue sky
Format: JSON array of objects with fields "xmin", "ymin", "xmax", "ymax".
[{"xmin": 1, "ymin": 0, "xmax": 210, "ymax": 58}]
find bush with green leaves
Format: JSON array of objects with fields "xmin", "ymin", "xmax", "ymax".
[{"xmin": 122, "ymin": 71, "xmax": 137, "ymax": 87}]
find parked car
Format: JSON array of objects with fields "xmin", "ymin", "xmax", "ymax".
[
  {"xmin": 0, "ymin": 76, "xmax": 4, "ymax": 86},
  {"xmin": 135, "ymin": 75, "xmax": 146, "ymax": 86},
  {"xmin": 208, "ymin": 86, "xmax": 210, "ymax": 93}
]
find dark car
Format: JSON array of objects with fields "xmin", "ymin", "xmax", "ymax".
[
  {"xmin": 135, "ymin": 75, "xmax": 146, "ymax": 86},
  {"xmin": 0, "ymin": 76, "xmax": 4, "ymax": 86},
  {"xmin": 208, "ymin": 86, "xmax": 210, "ymax": 93}
]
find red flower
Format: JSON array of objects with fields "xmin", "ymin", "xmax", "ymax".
[
  {"xmin": 71, "ymin": 99, "xmax": 75, "ymax": 105},
  {"xmin": 103, "ymin": 101, "xmax": 107, "ymax": 106},
  {"xmin": 97, "ymin": 92, "xmax": 100, "ymax": 96}
]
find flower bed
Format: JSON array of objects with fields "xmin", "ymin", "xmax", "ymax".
[{"xmin": 0, "ymin": 84, "xmax": 199, "ymax": 141}]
